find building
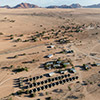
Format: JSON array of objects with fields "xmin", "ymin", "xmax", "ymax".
[
  {"xmin": 96, "ymin": 63, "xmax": 100, "ymax": 66},
  {"xmin": 56, "ymin": 61, "xmax": 62, "ymax": 64},
  {"xmin": 46, "ymin": 62, "xmax": 53, "ymax": 66},
  {"xmin": 48, "ymin": 72, "xmax": 55, "ymax": 77},
  {"xmin": 63, "ymin": 62, "xmax": 70, "ymax": 66},
  {"xmin": 70, "ymin": 68, "xmax": 76, "ymax": 73},
  {"xmin": 66, "ymin": 50, "xmax": 74, "ymax": 53},
  {"xmin": 53, "ymin": 64, "xmax": 61, "ymax": 68},
  {"xmin": 84, "ymin": 65, "xmax": 91, "ymax": 70},
  {"xmin": 60, "ymin": 70, "xmax": 67, "ymax": 74},
  {"xmin": 47, "ymin": 54, "xmax": 53, "ymax": 58},
  {"xmin": 46, "ymin": 66, "xmax": 52, "ymax": 70},
  {"xmin": 48, "ymin": 45, "xmax": 55, "ymax": 48}
]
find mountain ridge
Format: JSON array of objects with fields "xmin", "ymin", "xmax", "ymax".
[
  {"xmin": 0, "ymin": 3, "xmax": 100, "ymax": 9},
  {"xmin": 13, "ymin": 3, "xmax": 39, "ymax": 8}
]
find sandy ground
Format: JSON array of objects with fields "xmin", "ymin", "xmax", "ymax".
[{"xmin": 0, "ymin": 8, "xmax": 100, "ymax": 100}]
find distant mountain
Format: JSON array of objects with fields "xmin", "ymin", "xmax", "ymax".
[
  {"xmin": 46, "ymin": 3, "xmax": 82, "ymax": 8},
  {"xmin": 1, "ymin": 3, "xmax": 100, "ymax": 9},
  {"xmin": 13, "ymin": 3, "xmax": 39, "ymax": 8},
  {"xmin": 70, "ymin": 4, "xmax": 82, "ymax": 8},
  {"xmin": 47, "ymin": 5, "xmax": 71, "ymax": 8},
  {"xmin": 0, "ymin": 5, "xmax": 11, "ymax": 8},
  {"xmin": 46, "ymin": 5, "xmax": 59, "ymax": 8},
  {"xmin": 84, "ymin": 3, "xmax": 100, "ymax": 8},
  {"xmin": 59, "ymin": 5, "xmax": 72, "ymax": 8}
]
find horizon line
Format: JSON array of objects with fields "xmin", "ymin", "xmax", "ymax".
[{"xmin": 0, "ymin": 2, "xmax": 100, "ymax": 7}]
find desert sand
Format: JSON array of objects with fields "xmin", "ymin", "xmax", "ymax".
[{"xmin": 0, "ymin": 8, "xmax": 100, "ymax": 100}]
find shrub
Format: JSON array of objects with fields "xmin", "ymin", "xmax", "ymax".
[
  {"xmin": 30, "ymin": 93, "xmax": 36, "ymax": 97},
  {"xmin": 16, "ymin": 90, "xmax": 23, "ymax": 95},
  {"xmin": 9, "ymin": 97, "xmax": 12, "ymax": 100},
  {"xmin": 12, "ymin": 67, "xmax": 28, "ymax": 73},
  {"xmin": 19, "ymin": 34, "xmax": 23, "ymax": 37},
  {"xmin": 26, "ymin": 90, "xmax": 29, "ymax": 94},
  {"xmin": 13, "ymin": 55, "xmax": 18, "ymax": 58},
  {"xmin": 10, "ymin": 65, "xmax": 14, "ymax": 69},
  {"xmin": 68, "ymin": 86, "xmax": 71, "ymax": 91},
  {"xmin": 23, "ymin": 40, "xmax": 29, "ymax": 42},
  {"xmin": 10, "ymin": 37, "xmax": 13, "ymax": 40},
  {"xmin": 46, "ymin": 92, "xmax": 48, "ymax": 95},
  {"xmin": 10, "ymin": 20, "xmax": 15, "ymax": 22},
  {"xmin": 0, "ymin": 32, "xmax": 3, "ymax": 35}
]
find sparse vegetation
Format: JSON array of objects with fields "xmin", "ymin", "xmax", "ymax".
[
  {"xmin": 0, "ymin": 32, "xmax": 3, "ymax": 35},
  {"xmin": 68, "ymin": 86, "xmax": 72, "ymax": 91},
  {"xmin": 12, "ymin": 67, "xmax": 28, "ymax": 73}
]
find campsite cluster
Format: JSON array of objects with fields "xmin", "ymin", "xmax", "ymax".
[
  {"xmin": 14, "ymin": 71, "xmax": 79, "ymax": 97},
  {"xmin": 12, "ymin": 42, "xmax": 100, "ymax": 99},
  {"xmin": 6, "ymin": 22, "xmax": 87, "ymax": 44},
  {"xmin": 7, "ymin": 21, "xmax": 100, "ymax": 100},
  {"xmin": 0, "ymin": 12, "xmax": 100, "ymax": 100}
]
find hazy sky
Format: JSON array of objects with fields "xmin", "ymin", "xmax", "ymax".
[{"xmin": 0, "ymin": 0, "xmax": 100, "ymax": 7}]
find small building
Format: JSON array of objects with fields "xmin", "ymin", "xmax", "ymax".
[
  {"xmin": 47, "ymin": 54, "xmax": 53, "ymax": 58},
  {"xmin": 70, "ymin": 68, "xmax": 76, "ymax": 73},
  {"xmin": 96, "ymin": 63, "xmax": 100, "ymax": 66},
  {"xmin": 48, "ymin": 45, "xmax": 55, "ymax": 48},
  {"xmin": 48, "ymin": 72, "xmax": 55, "ymax": 77},
  {"xmin": 46, "ymin": 62, "xmax": 53, "ymax": 65},
  {"xmin": 84, "ymin": 65, "xmax": 91, "ymax": 70},
  {"xmin": 63, "ymin": 62, "xmax": 70, "ymax": 66},
  {"xmin": 56, "ymin": 61, "xmax": 62, "ymax": 64},
  {"xmin": 66, "ymin": 50, "xmax": 74, "ymax": 53},
  {"xmin": 60, "ymin": 70, "xmax": 67, "ymax": 74},
  {"xmin": 53, "ymin": 64, "xmax": 61, "ymax": 68},
  {"xmin": 46, "ymin": 66, "xmax": 52, "ymax": 70}
]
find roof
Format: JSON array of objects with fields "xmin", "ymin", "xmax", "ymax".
[
  {"xmin": 46, "ymin": 62, "xmax": 53, "ymax": 65},
  {"xmin": 85, "ymin": 65, "xmax": 90, "ymax": 68},
  {"xmin": 96, "ymin": 63, "xmax": 100, "ymax": 66},
  {"xmin": 53, "ymin": 64, "xmax": 61, "ymax": 67},
  {"xmin": 48, "ymin": 72, "xmax": 55, "ymax": 77},
  {"xmin": 47, "ymin": 54, "xmax": 53, "ymax": 58},
  {"xmin": 70, "ymin": 68, "xmax": 76, "ymax": 73},
  {"xmin": 60, "ymin": 70, "xmax": 67, "ymax": 74},
  {"xmin": 48, "ymin": 45, "xmax": 55, "ymax": 48},
  {"xmin": 63, "ymin": 62, "xmax": 70, "ymax": 65},
  {"xmin": 46, "ymin": 67, "xmax": 52, "ymax": 70},
  {"xmin": 50, "ymin": 45, "xmax": 55, "ymax": 48},
  {"xmin": 56, "ymin": 61, "xmax": 62, "ymax": 64},
  {"xmin": 66, "ymin": 50, "xmax": 74, "ymax": 53}
]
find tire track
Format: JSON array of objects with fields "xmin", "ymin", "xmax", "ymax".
[{"xmin": 0, "ymin": 44, "xmax": 44, "ymax": 55}]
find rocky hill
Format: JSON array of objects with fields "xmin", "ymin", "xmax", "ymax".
[
  {"xmin": 13, "ymin": 3, "xmax": 39, "ymax": 8},
  {"xmin": 46, "ymin": 3, "xmax": 82, "ymax": 8},
  {"xmin": 1, "ymin": 3, "xmax": 100, "ymax": 9},
  {"xmin": 84, "ymin": 3, "xmax": 100, "ymax": 8}
]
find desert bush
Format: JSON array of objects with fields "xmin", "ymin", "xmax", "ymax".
[
  {"xmin": 30, "ymin": 93, "xmax": 36, "ymax": 97},
  {"xmin": 46, "ymin": 92, "xmax": 48, "ymax": 95},
  {"xmin": 10, "ymin": 37, "xmax": 13, "ymax": 40},
  {"xmin": 68, "ymin": 86, "xmax": 71, "ymax": 91},
  {"xmin": 16, "ymin": 90, "xmax": 23, "ymax": 95},
  {"xmin": 12, "ymin": 67, "xmax": 28, "ymax": 73},
  {"xmin": 10, "ymin": 20, "xmax": 15, "ymax": 22},
  {"xmin": 19, "ymin": 34, "xmax": 24, "ymax": 37},
  {"xmin": 0, "ymin": 32, "xmax": 3, "ymax": 35}
]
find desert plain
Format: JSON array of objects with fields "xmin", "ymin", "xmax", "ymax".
[{"xmin": 0, "ymin": 8, "xmax": 100, "ymax": 100}]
